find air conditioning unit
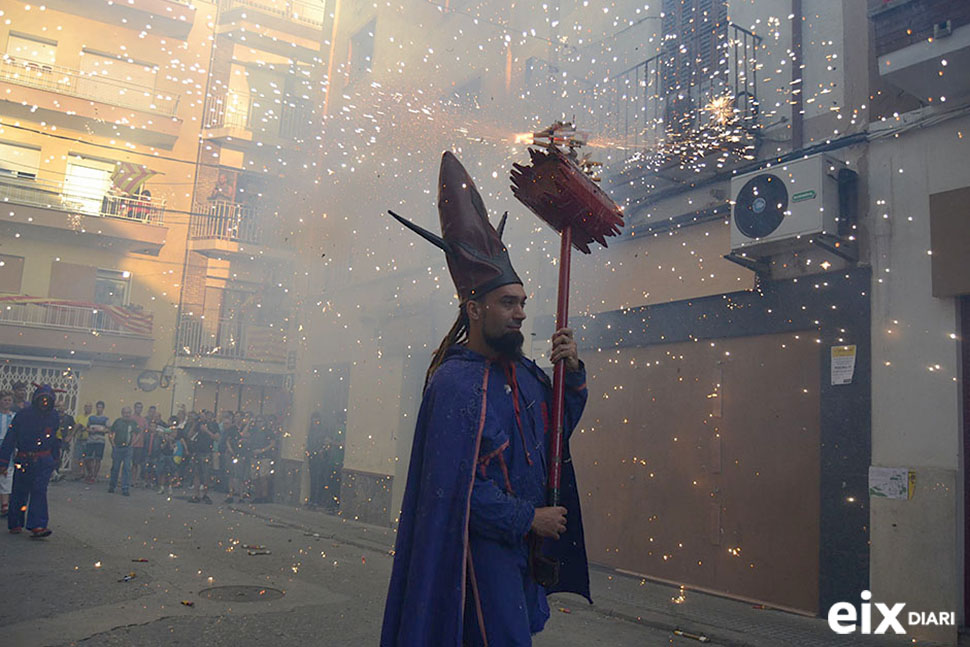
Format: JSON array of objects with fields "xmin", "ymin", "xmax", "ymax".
[{"xmin": 730, "ymin": 154, "xmax": 843, "ymax": 252}]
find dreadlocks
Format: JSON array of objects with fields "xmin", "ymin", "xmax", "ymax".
[{"xmin": 425, "ymin": 305, "xmax": 470, "ymax": 389}]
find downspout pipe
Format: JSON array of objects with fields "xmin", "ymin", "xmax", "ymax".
[{"xmin": 792, "ymin": 0, "xmax": 805, "ymax": 150}]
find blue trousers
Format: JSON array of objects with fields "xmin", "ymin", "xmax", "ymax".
[
  {"xmin": 8, "ymin": 454, "xmax": 56, "ymax": 531},
  {"xmin": 109, "ymin": 446, "xmax": 132, "ymax": 493}
]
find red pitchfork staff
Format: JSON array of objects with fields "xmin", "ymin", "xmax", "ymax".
[{"xmin": 510, "ymin": 144, "xmax": 624, "ymax": 506}]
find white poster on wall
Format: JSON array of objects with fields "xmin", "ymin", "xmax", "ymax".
[
  {"xmin": 869, "ymin": 466, "xmax": 914, "ymax": 500},
  {"xmin": 831, "ymin": 345, "xmax": 857, "ymax": 385}
]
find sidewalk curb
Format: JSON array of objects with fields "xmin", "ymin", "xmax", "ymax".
[{"xmin": 226, "ymin": 504, "xmax": 394, "ymax": 556}]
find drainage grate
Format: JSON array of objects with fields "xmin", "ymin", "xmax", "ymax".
[{"xmin": 199, "ymin": 585, "xmax": 285, "ymax": 602}]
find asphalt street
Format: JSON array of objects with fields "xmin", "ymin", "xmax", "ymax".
[{"xmin": 0, "ymin": 479, "xmax": 706, "ymax": 647}]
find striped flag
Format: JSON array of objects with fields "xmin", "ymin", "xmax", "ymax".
[
  {"xmin": 111, "ymin": 162, "xmax": 157, "ymax": 194},
  {"xmin": 104, "ymin": 305, "xmax": 153, "ymax": 336},
  {"xmin": 0, "ymin": 295, "xmax": 153, "ymax": 336}
]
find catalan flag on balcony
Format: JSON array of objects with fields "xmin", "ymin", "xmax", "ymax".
[
  {"xmin": 0, "ymin": 295, "xmax": 153, "ymax": 336},
  {"xmin": 111, "ymin": 162, "xmax": 157, "ymax": 195}
]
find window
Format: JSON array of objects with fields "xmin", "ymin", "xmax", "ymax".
[
  {"xmin": 94, "ymin": 268, "xmax": 131, "ymax": 306},
  {"xmin": 349, "ymin": 18, "xmax": 376, "ymax": 77},
  {"xmin": 0, "ymin": 254, "xmax": 25, "ymax": 294},
  {"xmin": 77, "ymin": 50, "xmax": 158, "ymax": 111},
  {"xmin": 5, "ymin": 33, "xmax": 57, "ymax": 65},
  {"xmin": 0, "ymin": 141, "xmax": 41, "ymax": 178},
  {"xmin": 64, "ymin": 155, "xmax": 114, "ymax": 216}
]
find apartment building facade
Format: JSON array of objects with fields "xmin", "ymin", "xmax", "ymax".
[
  {"xmin": 0, "ymin": 0, "xmax": 208, "ymax": 413},
  {"xmin": 170, "ymin": 0, "xmax": 327, "ymax": 456},
  {"xmin": 0, "ymin": 0, "xmax": 325, "ymax": 458}
]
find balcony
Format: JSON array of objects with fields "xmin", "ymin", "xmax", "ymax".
[
  {"xmin": 202, "ymin": 91, "xmax": 313, "ymax": 147},
  {"xmin": 217, "ymin": 0, "xmax": 325, "ymax": 61},
  {"xmin": 189, "ymin": 200, "xmax": 291, "ymax": 261},
  {"xmin": 0, "ymin": 298, "xmax": 153, "ymax": 361},
  {"xmin": 40, "ymin": 0, "xmax": 196, "ymax": 40},
  {"xmin": 871, "ymin": 0, "xmax": 970, "ymax": 102},
  {"xmin": 594, "ymin": 23, "xmax": 762, "ymax": 173},
  {"xmin": 220, "ymin": 0, "xmax": 325, "ymax": 28},
  {"xmin": 175, "ymin": 314, "xmax": 288, "ymax": 372},
  {"xmin": 0, "ymin": 174, "xmax": 168, "ymax": 255},
  {"xmin": 0, "ymin": 56, "xmax": 180, "ymax": 116},
  {"xmin": 0, "ymin": 56, "xmax": 182, "ymax": 148}
]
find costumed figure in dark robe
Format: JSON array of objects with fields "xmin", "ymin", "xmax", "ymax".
[
  {"xmin": 0, "ymin": 384, "xmax": 61, "ymax": 537},
  {"xmin": 381, "ymin": 152, "xmax": 591, "ymax": 646}
]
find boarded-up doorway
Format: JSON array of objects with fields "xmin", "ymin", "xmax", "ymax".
[{"xmin": 572, "ymin": 331, "xmax": 821, "ymax": 613}]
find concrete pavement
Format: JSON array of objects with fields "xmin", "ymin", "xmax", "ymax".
[{"xmin": 0, "ymin": 479, "xmax": 946, "ymax": 646}]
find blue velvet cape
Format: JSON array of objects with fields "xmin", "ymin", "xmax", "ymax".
[{"xmin": 381, "ymin": 346, "xmax": 590, "ymax": 646}]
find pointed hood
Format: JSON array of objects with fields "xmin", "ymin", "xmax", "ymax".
[
  {"xmin": 31, "ymin": 383, "xmax": 56, "ymax": 411},
  {"xmin": 389, "ymin": 151, "xmax": 521, "ymax": 302}
]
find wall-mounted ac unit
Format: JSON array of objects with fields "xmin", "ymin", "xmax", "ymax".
[{"xmin": 730, "ymin": 154, "xmax": 843, "ymax": 252}]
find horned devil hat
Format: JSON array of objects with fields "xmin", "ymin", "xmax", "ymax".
[{"xmin": 389, "ymin": 151, "xmax": 522, "ymax": 302}]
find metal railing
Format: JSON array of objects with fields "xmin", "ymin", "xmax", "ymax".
[
  {"xmin": 0, "ymin": 173, "xmax": 165, "ymax": 224},
  {"xmin": 596, "ymin": 23, "xmax": 762, "ymax": 159},
  {"xmin": 204, "ymin": 91, "xmax": 257, "ymax": 130},
  {"xmin": 191, "ymin": 200, "xmax": 271, "ymax": 244},
  {"xmin": 0, "ymin": 302, "xmax": 151, "ymax": 337},
  {"xmin": 218, "ymin": 0, "xmax": 326, "ymax": 28},
  {"xmin": 177, "ymin": 316, "xmax": 245, "ymax": 359},
  {"xmin": 203, "ymin": 91, "xmax": 312, "ymax": 141},
  {"xmin": 177, "ymin": 315, "xmax": 286, "ymax": 362},
  {"xmin": 0, "ymin": 55, "xmax": 180, "ymax": 117}
]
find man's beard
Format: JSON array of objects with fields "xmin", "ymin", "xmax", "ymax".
[{"xmin": 484, "ymin": 329, "xmax": 524, "ymax": 360}]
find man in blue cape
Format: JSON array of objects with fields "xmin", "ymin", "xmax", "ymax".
[
  {"xmin": 382, "ymin": 152, "xmax": 590, "ymax": 646},
  {"xmin": 0, "ymin": 383, "xmax": 61, "ymax": 538}
]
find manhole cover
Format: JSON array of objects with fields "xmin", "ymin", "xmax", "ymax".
[{"xmin": 199, "ymin": 585, "xmax": 285, "ymax": 602}]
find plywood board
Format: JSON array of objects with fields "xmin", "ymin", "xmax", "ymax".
[{"xmin": 571, "ymin": 331, "xmax": 821, "ymax": 612}]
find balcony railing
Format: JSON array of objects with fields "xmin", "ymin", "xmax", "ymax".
[
  {"xmin": 596, "ymin": 23, "xmax": 762, "ymax": 161},
  {"xmin": 177, "ymin": 314, "xmax": 286, "ymax": 363},
  {"xmin": 204, "ymin": 91, "xmax": 256, "ymax": 130},
  {"xmin": 191, "ymin": 200, "xmax": 272, "ymax": 244},
  {"xmin": 0, "ymin": 55, "xmax": 180, "ymax": 117},
  {"xmin": 203, "ymin": 91, "xmax": 313, "ymax": 141},
  {"xmin": 0, "ymin": 301, "xmax": 153, "ymax": 338},
  {"xmin": 218, "ymin": 0, "xmax": 326, "ymax": 28},
  {"xmin": 0, "ymin": 173, "xmax": 165, "ymax": 224}
]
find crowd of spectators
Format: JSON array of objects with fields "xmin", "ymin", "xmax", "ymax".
[
  {"xmin": 0, "ymin": 381, "xmax": 344, "ymax": 514},
  {"xmin": 52, "ymin": 398, "xmax": 284, "ymax": 504}
]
